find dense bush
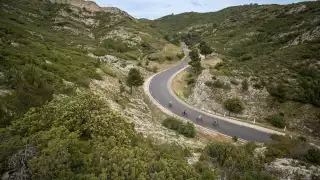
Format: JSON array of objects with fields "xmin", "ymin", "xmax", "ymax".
[
  {"xmin": 199, "ymin": 41, "xmax": 213, "ymax": 57},
  {"xmin": 266, "ymin": 114, "xmax": 286, "ymax": 128},
  {"xmin": 205, "ymin": 79, "xmax": 231, "ymax": 90},
  {"xmin": 177, "ymin": 52, "xmax": 184, "ymax": 59},
  {"xmin": 103, "ymin": 39, "xmax": 133, "ymax": 53},
  {"xmin": 0, "ymin": 93, "xmax": 214, "ymax": 179},
  {"xmin": 202, "ymin": 142, "xmax": 275, "ymax": 180},
  {"xmin": 100, "ymin": 65, "xmax": 116, "ymax": 77},
  {"xmin": 305, "ymin": 148, "xmax": 320, "ymax": 165},
  {"xmin": 241, "ymin": 79, "xmax": 249, "ymax": 91},
  {"xmin": 223, "ymin": 98, "xmax": 245, "ymax": 114},
  {"xmin": 162, "ymin": 117, "xmax": 196, "ymax": 138},
  {"xmin": 266, "ymin": 135, "xmax": 320, "ymax": 166}
]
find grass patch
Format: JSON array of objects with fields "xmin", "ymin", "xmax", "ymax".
[{"xmin": 100, "ymin": 65, "xmax": 116, "ymax": 77}]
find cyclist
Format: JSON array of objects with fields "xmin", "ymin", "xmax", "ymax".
[
  {"xmin": 212, "ymin": 120, "xmax": 219, "ymax": 127},
  {"xmin": 168, "ymin": 101, "xmax": 172, "ymax": 108},
  {"xmin": 182, "ymin": 109, "xmax": 187, "ymax": 116},
  {"xmin": 196, "ymin": 115, "xmax": 202, "ymax": 121}
]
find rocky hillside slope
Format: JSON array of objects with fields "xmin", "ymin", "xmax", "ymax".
[
  {"xmin": 154, "ymin": 2, "xmax": 320, "ymax": 138},
  {"xmin": 0, "ymin": 0, "xmax": 183, "ymax": 127}
]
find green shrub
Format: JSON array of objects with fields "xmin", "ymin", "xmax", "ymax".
[
  {"xmin": 162, "ymin": 117, "xmax": 196, "ymax": 138},
  {"xmin": 165, "ymin": 56, "xmax": 173, "ymax": 61},
  {"xmin": 223, "ymin": 98, "xmax": 245, "ymax": 114},
  {"xmin": 230, "ymin": 79, "xmax": 239, "ymax": 85},
  {"xmin": 232, "ymin": 136, "xmax": 238, "ymax": 142},
  {"xmin": 205, "ymin": 81, "xmax": 213, "ymax": 87},
  {"xmin": 253, "ymin": 83, "xmax": 263, "ymax": 89},
  {"xmin": 214, "ymin": 62, "xmax": 224, "ymax": 70},
  {"xmin": 152, "ymin": 66, "xmax": 158, "ymax": 73},
  {"xmin": 147, "ymin": 55, "xmax": 159, "ymax": 61},
  {"xmin": 187, "ymin": 77, "xmax": 195, "ymax": 85},
  {"xmin": 100, "ymin": 65, "xmax": 116, "ymax": 77},
  {"xmin": 240, "ymin": 54, "xmax": 253, "ymax": 61},
  {"xmin": 76, "ymin": 76, "xmax": 91, "ymax": 87},
  {"xmin": 212, "ymin": 79, "xmax": 225, "ymax": 88},
  {"xmin": 206, "ymin": 79, "xmax": 231, "ymax": 90},
  {"xmin": 92, "ymin": 48, "xmax": 108, "ymax": 56},
  {"xmin": 266, "ymin": 114, "xmax": 286, "ymax": 128},
  {"xmin": 103, "ymin": 39, "xmax": 132, "ymax": 53},
  {"xmin": 241, "ymin": 79, "xmax": 249, "ymax": 91},
  {"xmin": 177, "ymin": 52, "xmax": 184, "ymax": 59},
  {"xmin": 204, "ymin": 142, "xmax": 274, "ymax": 179},
  {"xmin": 305, "ymin": 148, "xmax": 320, "ymax": 165}
]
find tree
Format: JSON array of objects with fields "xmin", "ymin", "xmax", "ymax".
[
  {"xmin": 126, "ymin": 68, "xmax": 144, "ymax": 94},
  {"xmin": 241, "ymin": 79, "xmax": 249, "ymax": 92},
  {"xmin": 223, "ymin": 98, "xmax": 245, "ymax": 114},
  {"xmin": 188, "ymin": 49, "xmax": 202, "ymax": 74},
  {"xmin": 199, "ymin": 41, "xmax": 213, "ymax": 57}
]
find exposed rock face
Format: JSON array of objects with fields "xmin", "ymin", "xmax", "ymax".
[
  {"xmin": 104, "ymin": 7, "xmax": 136, "ymax": 20},
  {"xmin": 186, "ymin": 67, "xmax": 273, "ymax": 120},
  {"xmin": 48, "ymin": 0, "xmax": 136, "ymax": 21},
  {"xmin": 291, "ymin": 26, "xmax": 320, "ymax": 45},
  {"xmin": 49, "ymin": 0, "xmax": 102, "ymax": 12}
]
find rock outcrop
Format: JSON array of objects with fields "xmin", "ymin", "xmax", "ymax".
[
  {"xmin": 49, "ymin": 0, "xmax": 102, "ymax": 12},
  {"xmin": 49, "ymin": 0, "xmax": 136, "ymax": 21}
]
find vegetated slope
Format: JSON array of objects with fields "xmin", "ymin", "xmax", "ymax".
[
  {"xmin": 155, "ymin": 2, "xmax": 320, "ymax": 106},
  {"xmin": 154, "ymin": 2, "xmax": 320, "ymax": 137},
  {"xmin": 0, "ymin": 1, "xmax": 319, "ymax": 179},
  {"xmin": 0, "ymin": 0, "xmax": 175, "ymax": 127}
]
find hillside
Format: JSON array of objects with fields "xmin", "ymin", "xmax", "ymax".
[
  {"xmin": 0, "ymin": 0, "xmax": 185, "ymax": 126},
  {"xmin": 1, "ymin": 0, "xmax": 320, "ymax": 179},
  {"xmin": 155, "ymin": 2, "xmax": 320, "ymax": 138}
]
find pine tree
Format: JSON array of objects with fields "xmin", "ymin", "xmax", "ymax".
[
  {"xmin": 199, "ymin": 41, "xmax": 213, "ymax": 57},
  {"xmin": 126, "ymin": 68, "xmax": 144, "ymax": 94},
  {"xmin": 188, "ymin": 49, "xmax": 202, "ymax": 74}
]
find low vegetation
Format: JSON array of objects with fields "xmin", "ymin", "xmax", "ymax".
[
  {"xmin": 223, "ymin": 98, "xmax": 245, "ymax": 114},
  {"xmin": 266, "ymin": 114, "xmax": 286, "ymax": 128},
  {"xmin": 162, "ymin": 117, "xmax": 196, "ymax": 138},
  {"xmin": 266, "ymin": 135, "xmax": 320, "ymax": 166},
  {"xmin": 205, "ymin": 79, "xmax": 231, "ymax": 90},
  {"xmin": 0, "ymin": 93, "xmax": 212, "ymax": 179}
]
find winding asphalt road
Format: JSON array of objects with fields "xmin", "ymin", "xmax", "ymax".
[{"xmin": 149, "ymin": 58, "xmax": 275, "ymax": 142}]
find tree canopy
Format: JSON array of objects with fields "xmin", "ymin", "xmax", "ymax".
[
  {"xmin": 188, "ymin": 49, "xmax": 202, "ymax": 74},
  {"xmin": 199, "ymin": 41, "xmax": 213, "ymax": 57},
  {"xmin": 126, "ymin": 68, "xmax": 144, "ymax": 94}
]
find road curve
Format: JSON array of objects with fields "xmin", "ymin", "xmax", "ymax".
[{"xmin": 149, "ymin": 58, "xmax": 275, "ymax": 142}]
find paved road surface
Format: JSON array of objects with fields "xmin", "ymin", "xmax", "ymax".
[{"xmin": 149, "ymin": 59, "xmax": 273, "ymax": 142}]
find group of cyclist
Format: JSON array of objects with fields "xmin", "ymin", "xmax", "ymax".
[{"xmin": 168, "ymin": 101, "xmax": 219, "ymax": 127}]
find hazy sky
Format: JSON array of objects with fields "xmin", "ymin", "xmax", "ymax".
[{"xmin": 94, "ymin": 0, "xmax": 308, "ymax": 19}]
